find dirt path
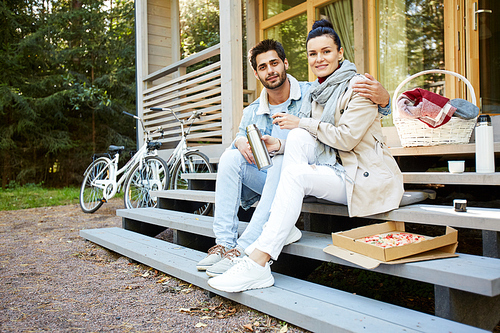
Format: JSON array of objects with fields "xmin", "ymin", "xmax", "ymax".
[{"xmin": 0, "ymin": 199, "xmax": 305, "ymax": 333}]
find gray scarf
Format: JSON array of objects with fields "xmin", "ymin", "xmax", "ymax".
[{"xmin": 298, "ymin": 60, "xmax": 357, "ymax": 169}]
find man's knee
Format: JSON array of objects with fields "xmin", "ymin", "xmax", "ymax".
[{"xmin": 219, "ymin": 149, "xmax": 246, "ymax": 170}]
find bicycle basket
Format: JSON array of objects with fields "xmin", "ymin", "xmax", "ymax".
[{"xmin": 391, "ymin": 70, "xmax": 477, "ymax": 147}]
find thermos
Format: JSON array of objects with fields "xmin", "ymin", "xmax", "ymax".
[
  {"xmin": 246, "ymin": 124, "xmax": 272, "ymax": 170},
  {"xmin": 475, "ymin": 114, "xmax": 495, "ymax": 173}
]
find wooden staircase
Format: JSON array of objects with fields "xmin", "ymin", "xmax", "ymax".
[{"xmin": 80, "ymin": 169, "xmax": 500, "ymax": 332}]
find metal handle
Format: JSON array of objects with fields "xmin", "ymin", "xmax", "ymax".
[{"xmin": 474, "ymin": 2, "xmax": 492, "ymax": 31}]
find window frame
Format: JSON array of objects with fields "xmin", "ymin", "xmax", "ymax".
[{"xmin": 259, "ymin": 0, "xmax": 365, "ymax": 82}]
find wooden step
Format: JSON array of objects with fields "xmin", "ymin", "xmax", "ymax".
[
  {"xmin": 80, "ymin": 227, "xmax": 486, "ymax": 333},
  {"xmin": 388, "ymin": 142, "xmax": 500, "ymax": 157},
  {"xmin": 117, "ymin": 208, "xmax": 500, "ymax": 297},
  {"xmin": 403, "ymin": 171, "xmax": 500, "ymax": 185},
  {"xmin": 151, "ymin": 189, "xmax": 500, "ymax": 232},
  {"xmin": 207, "ymin": 142, "xmax": 500, "ymax": 163},
  {"xmin": 181, "ymin": 171, "xmax": 500, "ymax": 185}
]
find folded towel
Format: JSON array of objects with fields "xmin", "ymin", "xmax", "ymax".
[
  {"xmin": 397, "ymin": 88, "xmax": 456, "ymax": 128},
  {"xmin": 450, "ymin": 98, "xmax": 479, "ymax": 119}
]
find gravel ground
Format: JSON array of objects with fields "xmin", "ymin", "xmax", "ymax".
[{"xmin": 0, "ymin": 199, "xmax": 307, "ymax": 333}]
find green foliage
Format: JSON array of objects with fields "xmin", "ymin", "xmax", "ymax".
[
  {"xmin": 179, "ymin": 0, "xmax": 221, "ymax": 74},
  {"xmin": 405, "ymin": 0, "xmax": 445, "ymax": 82},
  {"xmin": 0, "ymin": 0, "xmax": 136, "ymax": 188},
  {"xmin": 180, "ymin": 0, "xmax": 220, "ymax": 59}
]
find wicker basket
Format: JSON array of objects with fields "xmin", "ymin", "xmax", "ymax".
[{"xmin": 392, "ymin": 70, "xmax": 477, "ymax": 147}]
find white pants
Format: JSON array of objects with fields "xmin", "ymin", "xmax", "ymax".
[{"xmin": 246, "ymin": 128, "xmax": 347, "ymax": 260}]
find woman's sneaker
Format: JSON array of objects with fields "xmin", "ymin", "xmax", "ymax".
[
  {"xmin": 196, "ymin": 244, "xmax": 227, "ymax": 271},
  {"xmin": 285, "ymin": 226, "xmax": 302, "ymax": 245},
  {"xmin": 207, "ymin": 257, "xmax": 274, "ymax": 293},
  {"xmin": 206, "ymin": 245, "xmax": 245, "ymax": 277}
]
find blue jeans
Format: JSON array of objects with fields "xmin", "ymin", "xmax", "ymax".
[{"xmin": 213, "ymin": 149, "xmax": 283, "ymax": 250}]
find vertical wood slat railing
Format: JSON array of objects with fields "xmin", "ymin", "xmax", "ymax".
[{"xmin": 142, "ymin": 44, "xmax": 223, "ymax": 150}]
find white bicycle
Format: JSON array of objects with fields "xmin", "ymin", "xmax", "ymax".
[
  {"xmin": 79, "ymin": 111, "xmax": 169, "ymax": 213},
  {"xmin": 150, "ymin": 107, "xmax": 214, "ymax": 215}
]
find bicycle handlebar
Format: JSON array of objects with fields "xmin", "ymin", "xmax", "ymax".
[
  {"xmin": 186, "ymin": 110, "xmax": 203, "ymax": 122},
  {"xmin": 122, "ymin": 110, "xmax": 146, "ymax": 134},
  {"xmin": 149, "ymin": 107, "xmax": 203, "ymax": 125},
  {"xmin": 122, "ymin": 110, "xmax": 139, "ymax": 120}
]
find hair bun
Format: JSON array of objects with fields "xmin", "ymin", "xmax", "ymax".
[{"xmin": 312, "ymin": 19, "xmax": 333, "ymax": 30}]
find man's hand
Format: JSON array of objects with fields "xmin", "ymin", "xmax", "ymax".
[
  {"xmin": 235, "ymin": 137, "xmax": 255, "ymax": 165},
  {"xmin": 352, "ymin": 73, "xmax": 390, "ymax": 107},
  {"xmin": 272, "ymin": 113, "xmax": 300, "ymax": 129},
  {"xmin": 261, "ymin": 135, "xmax": 280, "ymax": 152}
]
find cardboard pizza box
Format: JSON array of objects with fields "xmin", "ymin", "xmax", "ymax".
[{"xmin": 323, "ymin": 221, "xmax": 458, "ymax": 269}]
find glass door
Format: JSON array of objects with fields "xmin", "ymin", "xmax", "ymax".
[{"xmin": 465, "ymin": 0, "xmax": 499, "ymax": 113}]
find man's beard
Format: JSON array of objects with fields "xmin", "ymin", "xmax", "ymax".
[{"xmin": 261, "ymin": 70, "xmax": 287, "ymax": 90}]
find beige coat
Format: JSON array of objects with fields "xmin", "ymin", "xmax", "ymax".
[{"xmin": 299, "ymin": 80, "xmax": 404, "ymax": 217}]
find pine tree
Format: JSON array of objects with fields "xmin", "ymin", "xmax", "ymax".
[{"xmin": 0, "ymin": 0, "xmax": 136, "ymax": 187}]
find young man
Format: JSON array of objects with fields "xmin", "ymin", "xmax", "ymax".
[{"xmin": 196, "ymin": 39, "xmax": 390, "ymax": 277}]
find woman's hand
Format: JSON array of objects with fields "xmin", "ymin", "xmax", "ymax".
[
  {"xmin": 261, "ymin": 135, "xmax": 281, "ymax": 153},
  {"xmin": 235, "ymin": 137, "xmax": 255, "ymax": 165},
  {"xmin": 272, "ymin": 113, "xmax": 300, "ymax": 129}
]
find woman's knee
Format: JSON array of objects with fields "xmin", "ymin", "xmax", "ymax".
[
  {"xmin": 286, "ymin": 128, "xmax": 313, "ymax": 146},
  {"xmin": 281, "ymin": 164, "xmax": 311, "ymax": 188}
]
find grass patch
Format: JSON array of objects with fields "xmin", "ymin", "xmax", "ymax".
[
  {"xmin": 0, "ymin": 182, "xmax": 125, "ymax": 211},
  {"xmin": 0, "ymin": 183, "xmax": 82, "ymax": 211}
]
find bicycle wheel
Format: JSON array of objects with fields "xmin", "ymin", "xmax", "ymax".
[
  {"xmin": 171, "ymin": 151, "xmax": 214, "ymax": 215},
  {"xmin": 80, "ymin": 157, "xmax": 112, "ymax": 213},
  {"xmin": 123, "ymin": 156, "xmax": 169, "ymax": 209}
]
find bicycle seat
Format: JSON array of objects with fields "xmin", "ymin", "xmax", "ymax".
[
  {"xmin": 108, "ymin": 145, "xmax": 125, "ymax": 153},
  {"xmin": 147, "ymin": 141, "xmax": 162, "ymax": 151}
]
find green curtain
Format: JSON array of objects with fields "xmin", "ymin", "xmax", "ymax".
[{"xmin": 323, "ymin": 0, "xmax": 354, "ymax": 63}]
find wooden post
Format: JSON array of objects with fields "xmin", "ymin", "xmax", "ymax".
[
  {"xmin": 246, "ymin": 0, "xmax": 259, "ymax": 102},
  {"xmin": 220, "ymin": 0, "xmax": 244, "ymax": 146},
  {"xmin": 135, "ymin": 0, "xmax": 148, "ymax": 147}
]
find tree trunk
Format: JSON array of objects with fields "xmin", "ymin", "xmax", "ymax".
[{"xmin": 2, "ymin": 150, "xmax": 11, "ymax": 188}]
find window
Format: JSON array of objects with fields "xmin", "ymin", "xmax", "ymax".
[
  {"xmin": 377, "ymin": 0, "xmax": 445, "ymax": 125},
  {"xmin": 264, "ymin": 14, "xmax": 308, "ymax": 81},
  {"xmin": 264, "ymin": 0, "xmax": 306, "ymax": 19}
]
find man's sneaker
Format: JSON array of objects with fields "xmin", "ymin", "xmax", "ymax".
[
  {"xmin": 196, "ymin": 244, "xmax": 227, "ymax": 271},
  {"xmin": 206, "ymin": 245, "xmax": 245, "ymax": 277},
  {"xmin": 207, "ymin": 257, "xmax": 274, "ymax": 292},
  {"xmin": 284, "ymin": 226, "xmax": 302, "ymax": 245}
]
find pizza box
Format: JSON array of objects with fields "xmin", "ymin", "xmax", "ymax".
[{"xmin": 323, "ymin": 221, "xmax": 458, "ymax": 269}]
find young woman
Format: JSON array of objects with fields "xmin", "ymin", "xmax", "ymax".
[{"xmin": 208, "ymin": 20, "xmax": 404, "ymax": 293}]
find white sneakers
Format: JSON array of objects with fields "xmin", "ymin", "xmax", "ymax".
[
  {"xmin": 205, "ymin": 227, "xmax": 302, "ymax": 277},
  {"xmin": 206, "ymin": 245, "xmax": 245, "ymax": 277},
  {"xmin": 196, "ymin": 244, "xmax": 227, "ymax": 271},
  {"xmin": 207, "ymin": 256, "xmax": 274, "ymax": 292},
  {"xmin": 200, "ymin": 227, "xmax": 303, "ymax": 292}
]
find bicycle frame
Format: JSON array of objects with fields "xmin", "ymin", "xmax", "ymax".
[
  {"xmin": 90, "ymin": 117, "xmax": 161, "ymax": 200},
  {"xmin": 160, "ymin": 108, "xmax": 202, "ymax": 174}
]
